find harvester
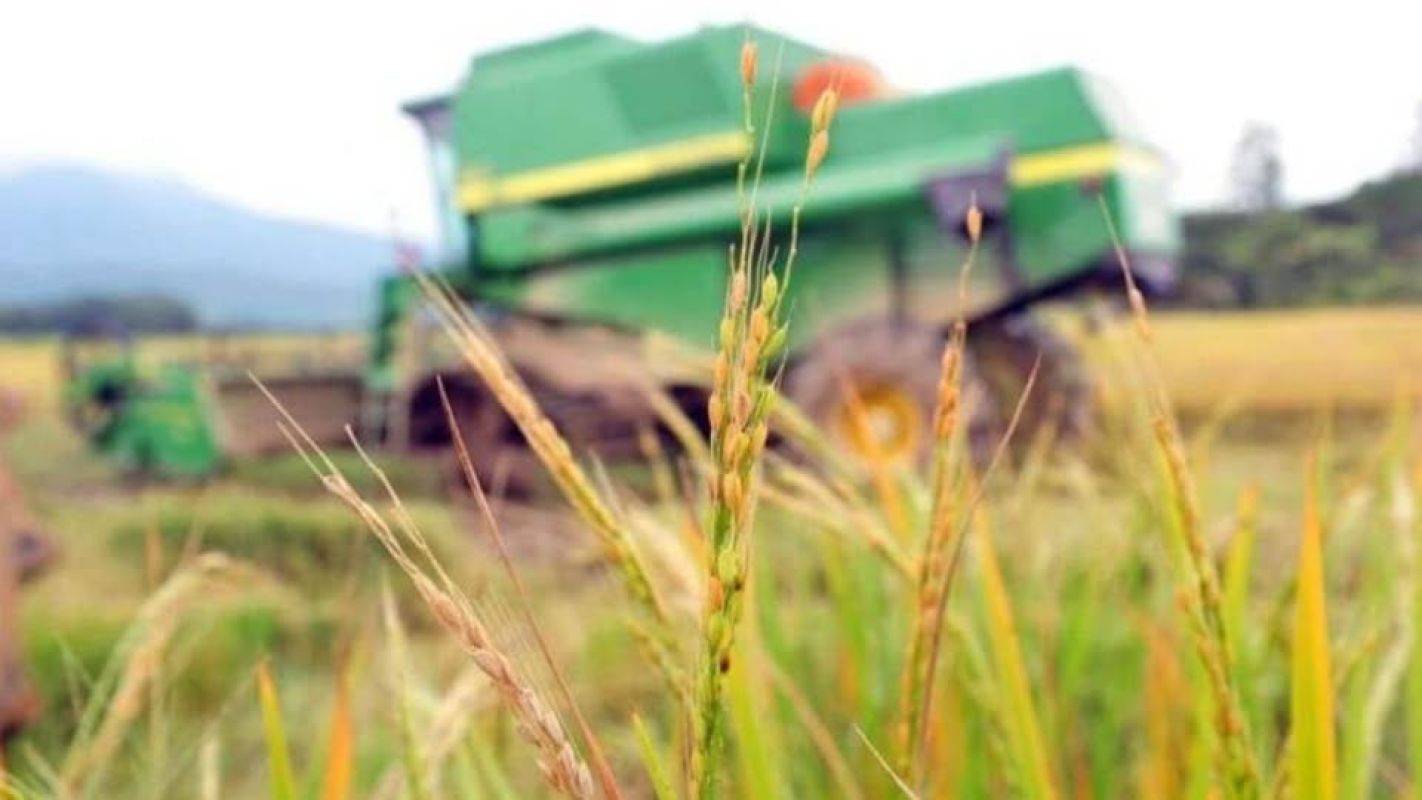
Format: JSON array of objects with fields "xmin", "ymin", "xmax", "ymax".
[{"xmin": 67, "ymin": 25, "xmax": 1177, "ymax": 478}]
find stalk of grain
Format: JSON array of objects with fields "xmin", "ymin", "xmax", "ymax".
[
  {"xmin": 1098, "ymin": 197, "xmax": 1262, "ymax": 798},
  {"xmin": 974, "ymin": 506, "xmax": 1059, "ymax": 799},
  {"xmin": 690, "ymin": 47, "xmax": 808, "ymax": 798},
  {"xmin": 261, "ymin": 398, "xmax": 596, "ymax": 800},
  {"xmin": 897, "ymin": 203, "xmax": 981, "ymax": 779},
  {"xmin": 60, "ymin": 554, "xmax": 252, "ymax": 794},
  {"xmin": 407, "ymin": 277, "xmax": 672, "ymax": 635}
]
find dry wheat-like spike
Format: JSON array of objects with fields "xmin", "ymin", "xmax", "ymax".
[
  {"xmin": 372, "ymin": 667, "xmax": 491, "ymax": 800},
  {"xmin": 60, "ymin": 554, "xmax": 254, "ymax": 792},
  {"xmin": 327, "ymin": 466, "xmax": 593, "ymax": 800},
  {"xmin": 739, "ymin": 39, "xmax": 757, "ymax": 88},
  {"xmin": 896, "ymin": 203, "xmax": 980, "ymax": 778},
  {"xmin": 966, "ymin": 202, "xmax": 984, "ymax": 245},
  {"xmin": 258, "ymin": 386, "xmax": 597, "ymax": 800},
  {"xmin": 805, "ymin": 130, "xmax": 829, "ymax": 179},
  {"xmin": 811, "ymin": 87, "xmax": 839, "ymax": 134}
]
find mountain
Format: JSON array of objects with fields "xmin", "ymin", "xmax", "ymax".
[{"xmin": 0, "ymin": 164, "xmax": 399, "ymax": 329}]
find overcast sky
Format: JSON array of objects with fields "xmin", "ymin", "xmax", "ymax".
[{"xmin": 2, "ymin": 0, "xmax": 1418, "ymax": 241}]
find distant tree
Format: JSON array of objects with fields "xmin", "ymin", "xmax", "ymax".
[
  {"xmin": 0, "ymin": 295, "xmax": 198, "ymax": 336},
  {"xmin": 1231, "ymin": 123, "xmax": 1284, "ymax": 212}
]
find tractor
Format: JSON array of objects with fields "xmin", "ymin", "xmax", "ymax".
[{"xmin": 67, "ymin": 24, "xmax": 1177, "ymax": 478}]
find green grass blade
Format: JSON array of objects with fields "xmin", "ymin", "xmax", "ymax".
[
  {"xmin": 255, "ymin": 662, "xmax": 298, "ymax": 800},
  {"xmin": 727, "ymin": 635, "xmax": 783, "ymax": 800},
  {"xmin": 975, "ymin": 511, "xmax": 1058, "ymax": 800},
  {"xmin": 632, "ymin": 714, "xmax": 679, "ymax": 800}
]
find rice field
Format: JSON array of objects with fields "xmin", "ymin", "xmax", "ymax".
[
  {"xmin": 5, "ymin": 63, "xmax": 1422, "ymax": 800},
  {"xmin": 8, "ymin": 307, "xmax": 1422, "ymax": 414}
]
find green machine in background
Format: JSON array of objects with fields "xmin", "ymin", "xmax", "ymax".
[
  {"xmin": 379, "ymin": 24, "xmax": 1177, "ymax": 465},
  {"xmin": 64, "ymin": 337, "xmax": 363, "ymax": 480},
  {"xmin": 63, "ymin": 344, "xmax": 223, "ymax": 478},
  {"xmin": 70, "ymin": 24, "xmax": 1177, "ymax": 476}
]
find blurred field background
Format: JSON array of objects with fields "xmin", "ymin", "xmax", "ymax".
[
  {"xmin": 12, "ymin": 307, "xmax": 1422, "ymax": 413},
  {"xmin": 4, "ymin": 306, "xmax": 1420, "ymax": 796}
]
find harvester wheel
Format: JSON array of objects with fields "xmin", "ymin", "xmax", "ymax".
[
  {"xmin": 786, "ymin": 317, "xmax": 995, "ymax": 468},
  {"xmin": 965, "ymin": 313, "xmax": 1094, "ymax": 448}
]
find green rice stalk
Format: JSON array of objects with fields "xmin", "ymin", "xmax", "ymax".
[
  {"xmin": 1099, "ymin": 196, "xmax": 1262, "ymax": 798},
  {"xmin": 690, "ymin": 41, "xmax": 809, "ymax": 798},
  {"xmin": 255, "ymin": 662, "xmax": 298, "ymax": 800},
  {"xmin": 632, "ymin": 714, "xmax": 679, "ymax": 800}
]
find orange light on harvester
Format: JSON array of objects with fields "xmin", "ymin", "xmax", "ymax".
[{"xmin": 791, "ymin": 59, "xmax": 889, "ymax": 115}]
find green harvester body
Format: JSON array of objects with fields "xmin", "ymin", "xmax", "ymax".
[
  {"xmin": 393, "ymin": 25, "xmax": 1175, "ymax": 361},
  {"xmin": 69, "ymin": 24, "xmax": 1177, "ymax": 477}
]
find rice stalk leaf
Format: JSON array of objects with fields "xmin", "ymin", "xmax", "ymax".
[
  {"xmin": 975, "ymin": 510, "xmax": 1058, "ymax": 800},
  {"xmin": 1291, "ymin": 464, "xmax": 1337, "ymax": 800},
  {"xmin": 1223, "ymin": 485, "xmax": 1259, "ymax": 654},
  {"xmin": 255, "ymin": 662, "xmax": 298, "ymax": 800},
  {"xmin": 319, "ymin": 654, "xmax": 355, "ymax": 800},
  {"xmin": 727, "ymin": 634, "xmax": 783, "ymax": 800},
  {"xmin": 632, "ymin": 714, "xmax": 679, "ymax": 800},
  {"xmin": 1407, "ymin": 458, "xmax": 1422, "ymax": 794}
]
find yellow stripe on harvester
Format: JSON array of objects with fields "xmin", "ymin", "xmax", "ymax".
[
  {"xmin": 1009, "ymin": 142, "xmax": 1163, "ymax": 187},
  {"xmin": 458, "ymin": 130, "xmax": 750, "ymax": 211},
  {"xmin": 459, "ymin": 137, "xmax": 1163, "ymax": 211}
]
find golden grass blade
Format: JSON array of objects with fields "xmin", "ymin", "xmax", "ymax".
[
  {"xmin": 1139, "ymin": 621, "xmax": 1187, "ymax": 799},
  {"xmin": 256, "ymin": 662, "xmax": 298, "ymax": 800},
  {"xmin": 409, "ymin": 272, "xmax": 673, "ymax": 630},
  {"xmin": 319, "ymin": 654, "xmax": 355, "ymax": 800},
  {"xmin": 1291, "ymin": 460, "xmax": 1337, "ymax": 800},
  {"xmin": 975, "ymin": 508, "xmax": 1059, "ymax": 800}
]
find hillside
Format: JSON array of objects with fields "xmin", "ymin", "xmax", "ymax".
[
  {"xmin": 1178, "ymin": 170, "xmax": 1422, "ymax": 308},
  {"xmin": 0, "ymin": 165, "xmax": 399, "ymax": 329}
]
